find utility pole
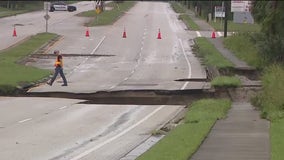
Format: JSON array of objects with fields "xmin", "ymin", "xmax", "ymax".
[
  {"xmin": 44, "ymin": 2, "xmax": 50, "ymax": 33},
  {"xmin": 224, "ymin": 1, "xmax": 229, "ymax": 37}
]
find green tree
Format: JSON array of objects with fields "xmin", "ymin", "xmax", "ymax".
[{"xmin": 252, "ymin": 1, "xmax": 284, "ymax": 63}]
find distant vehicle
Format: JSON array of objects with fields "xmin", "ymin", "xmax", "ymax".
[{"xmin": 49, "ymin": 1, "xmax": 77, "ymax": 12}]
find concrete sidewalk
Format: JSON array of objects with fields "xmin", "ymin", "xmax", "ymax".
[
  {"xmin": 185, "ymin": 9, "xmax": 270, "ymax": 160},
  {"xmin": 187, "ymin": 10, "xmax": 253, "ymax": 69},
  {"xmin": 190, "ymin": 103, "xmax": 270, "ymax": 160}
]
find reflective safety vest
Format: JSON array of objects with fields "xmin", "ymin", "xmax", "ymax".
[{"xmin": 54, "ymin": 55, "xmax": 63, "ymax": 67}]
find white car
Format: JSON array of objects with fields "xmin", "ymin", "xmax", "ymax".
[{"xmin": 49, "ymin": 1, "xmax": 76, "ymax": 12}]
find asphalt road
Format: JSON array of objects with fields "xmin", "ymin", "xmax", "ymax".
[
  {"xmin": 0, "ymin": 1, "xmax": 207, "ymax": 160},
  {"xmin": 0, "ymin": 97, "xmax": 183, "ymax": 160},
  {"xmin": 27, "ymin": 1, "xmax": 207, "ymax": 93}
]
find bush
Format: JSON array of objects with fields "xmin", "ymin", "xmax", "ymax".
[{"xmin": 254, "ymin": 65, "xmax": 284, "ymax": 121}]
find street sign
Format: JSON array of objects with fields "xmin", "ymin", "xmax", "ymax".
[
  {"xmin": 231, "ymin": 0, "xmax": 252, "ymax": 12},
  {"xmin": 44, "ymin": 2, "xmax": 50, "ymax": 11},
  {"xmin": 215, "ymin": 6, "xmax": 225, "ymax": 18},
  {"xmin": 44, "ymin": 14, "xmax": 50, "ymax": 20}
]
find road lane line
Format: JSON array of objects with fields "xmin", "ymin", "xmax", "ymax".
[
  {"xmin": 18, "ymin": 118, "xmax": 32, "ymax": 123},
  {"xmin": 69, "ymin": 105, "xmax": 165, "ymax": 160},
  {"xmin": 217, "ymin": 31, "xmax": 222, "ymax": 37},
  {"xmin": 196, "ymin": 31, "xmax": 202, "ymax": 37},
  {"xmin": 178, "ymin": 39, "xmax": 192, "ymax": 90},
  {"xmin": 68, "ymin": 36, "xmax": 106, "ymax": 76},
  {"xmin": 90, "ymin": 36, "xmax": 106, "ymax": 55},
  {"xmin": 59, "ymin": 106, "xmax": 67, "ymax": 110}
]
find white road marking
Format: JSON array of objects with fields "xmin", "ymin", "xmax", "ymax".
[
  {"xmin": 69, "ymin": 105, "xmax": 165, "ymax": 160},
  {"xmin": 59, "ymin": 106, "xmax": 67, "ymax": 110},
  {"xmin": 178, "ymin": 39, "xmax": 192, "ymax": 90},
  {"xmin": 196, "ymin": 31, "xmax": 202, "ymax": 37},
  {"xmin": 90, "ymin": 36, "xmax": 106, "ymax": 55},
  {"xmin": 68, "ymin": 36, "xmax": 106, "ymax": 76},
  {"xmin": 18, "ymin": 118, "xmax": 32, "ymax": 123},
  {"xmin": 109, "ymin": 85, "xmax": 115, "ymax": 90},
  {"xmin": 217, "ymin": 31, "xmax": 222, "ymax": 37}
]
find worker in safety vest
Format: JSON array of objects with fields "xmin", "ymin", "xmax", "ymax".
[{"xmin": 47, "ymin": 50, "xmax": 68, "ymax": 86}]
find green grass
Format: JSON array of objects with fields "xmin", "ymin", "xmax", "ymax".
[
  {"xmin": 77, "ymin": 1, "xmax": 136, "ymax": 26},
  {"xmin": 137, "ymin": 99, "xmax": 231, "ymax": 160},
  {"xmin": 0, "ymin": 33, "xmax": 57, "ymax": 92},
  {"xmin": 254, "ymin": 65, "xmax": 284, "ymax": 121},
  {"xmin": 211, "ymin": 76, "xmax": 241, "ymax": 88},
  {"xmin": 169, "ymin": 1, "xmax": 186, "ymax": 13},
  {"xmin": 194, "ymin": 37, "xmax": 234, "ymax": 69},
  {"xmin": 179, "ymin": 14, "xmax": 200, "ymax": 30},
  {"xmin": 271, "ymin": 118, "xmax": 284, "ymax": 160},
  {"xmin": 0, "ymin": 6, "xmax": 25, "ymax": 17},
  {"xmin": 0, "ymin": 3, "xmax": 44, "ymax": 18},
  {"xmin": 170, "ymin": 1, "xmax": 200, "ymax": 31},
  {"xmin": 209, "ymin": 19, "xmax": 261, "ymax": 33},
  {"xmin": 223, "ymin": 33, "xmax": 262, "ymax": 68}
]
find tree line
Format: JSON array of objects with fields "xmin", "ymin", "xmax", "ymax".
[
  {"xmin": 176, "ymin": 0, "xmax": 284, "ymax": 64},
  {"xmin": 0, "ymin": 1, "xmax": 43, "ymax": 10}
]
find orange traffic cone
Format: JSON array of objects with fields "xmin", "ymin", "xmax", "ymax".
[
  {"xmin": 211, "ymin": 30, "xmax": 216, "ymax": 38},
  {"xmin": 85, "ymin": 27, "xmax": 90, "ymax": 37},
  {"xmin": 122, "ymin": 27, "xmax": 127, "ymax": 38},
  {"xmin": 157, "ymin": 28, "xmax": 162, "ymax": 39},
  {"xmin": 13, "ymin": 27, "xmax": 17, "ymax": 37}
]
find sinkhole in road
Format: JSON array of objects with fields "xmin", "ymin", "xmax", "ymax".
[{"xmin": 26, "ymin": 89, "xmax": 219, "ymax": 105}]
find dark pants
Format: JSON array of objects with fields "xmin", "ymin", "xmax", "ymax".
[{"xmin": 50, "ymin": 67, "xmax": 67, "ymax": 85}]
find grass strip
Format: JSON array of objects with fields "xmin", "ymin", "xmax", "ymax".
[
  {"xmin": 0, "ymin": 33, "xmax": 57, "ymax": 93},
  {"xmin": 137, "ymin": 99, "xmax": 231, "ymax": 160},
  {"xmin": 271, "ymin": 118, "xmax": 284, "ymax": 160},
  {"xmin": 0, "ymin": 3, "xmax": 44, "ymax": 18},
  {"xmin": 77, "ymin": 1, "xmax": 136, "ymax": 26},
  {"xmin": 169, "ymin": 1, "xmax": 186, "ymax": 13},
  {"xmin": 211, "ymin": 76, "xmax": 241, "ymax": 88},
  {"xmin": 251, "ymin": 64, "xmax": 284, "ymax": 160},
  {"xmin": 223, "ymin": 33, "xmax": 262, "ymax": 68},
  {"xmin": 179, "ymin": 14, "xmax": 200, "ymax": 30},
  {"xmin": 209, "ymin": 19, "xmax": 261, "ymax": 32},
  {"xmin": 194, "ymin": 37, "xmax": 234, "ymax": 69},
  {"xmin": 169, "ymin": 1, "xmax": 200, "ymax": 30}
]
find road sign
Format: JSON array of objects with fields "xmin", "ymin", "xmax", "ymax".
[
  {"xmin": 44, "ymin": 2, "xmax": 50, "ymax": 11},
  {"xmin": 231, "ymin": 0, "xmax": 252, "ymax": 12},
  {"xmin": 215, "ymin": 6, "xmax": 225, "ymax": 18},
  {"xmin": 44, "ymin": 14, "xmax": 50, "ymax": 20}
]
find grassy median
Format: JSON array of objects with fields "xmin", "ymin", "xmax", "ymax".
[
  {"xmin": 78, "ymin": 1, "xmax": 136, "ymax": 26},
  {"xmin": 194, "ymin": 37, "xmax": 234, "ymax": 69},
  {"xmin": 0, "ymin": 33, "xmax": 57, "ymax": 94},
  {"xmin": 137, "ymin": 99, "xmax": 231, "ymax": 160},
  {"xmin": 169, "ymin": 2, "xmax": 200, "ymax": 31}
]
